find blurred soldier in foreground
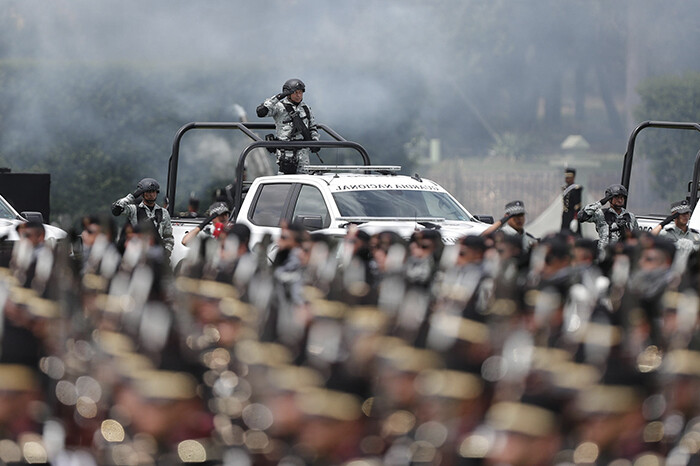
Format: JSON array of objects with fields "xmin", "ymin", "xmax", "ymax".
[
  {"xmin": 256, "ymin": 78, "xmax": 320, "ymax": 174},
  {"xmin": 561, "ymin": 167, "xmax": 583, "ymax": 235},
  {"xmin": 111, "ymin": 177, "xmax": 174, "ymax": 259},
  {"xmin": 579, "ymin": 183, "xmax": 639, "ymax": 254}
]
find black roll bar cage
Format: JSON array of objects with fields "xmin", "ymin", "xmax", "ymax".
[
  {"xmin": 165, "ymin": 122, "xmax": 371, "ymax": 218},
  {"xmin": 621, "ymin": 120, "xmax": 700, "ymax": 209}
]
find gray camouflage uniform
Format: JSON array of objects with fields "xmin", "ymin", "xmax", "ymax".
[
  {"xmin": 259, "ymin": 94, "xmax": 319, "ymax": 173},
  {"xmin": 502, "ymin": 223, "xmax": 538, "ymax": 252},
  {"xmin": 660, "ymin": 224, "xmax": 700, "ymax": 246},
  {"xmin": 580, "ymin": 201, "xmax": 639, "ymax": 250},
  {"xmin": 112, "ymin": 193, "xmax": 174, "ymax": 254}
]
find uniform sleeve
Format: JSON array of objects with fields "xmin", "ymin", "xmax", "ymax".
[
  {"xmin": 596, "ymin": 213, "xmax": 610, "ymax": 249},
  {"xmin": 160, "ymin": 210, "xmax": 174, "ymax": 253},
  {"xmin": 629, "ymin": 213, "xmax": 639, "ymax": 231},
  {"xmin": 306, "ymin": 105, "xmax": 319, "ymax": 141},
  {"xmin": 579, "ymin": 201, "xmax": 602, "ymax": 224},
  {"xmin": 112, "ymin": 193, "xmax": 136, "ymax": 218}
]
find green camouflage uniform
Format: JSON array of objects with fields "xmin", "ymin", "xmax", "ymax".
[
  {"xmin": 259, "ymin": 94, "xmax": 319, "ymax": 173},
  {"xmin": 580, "ymin": 201, "xmax": 638, "ymax": 250},
  {"xmin": 112, "ymin": 193, "xmax": 174, "ymax": 254}
]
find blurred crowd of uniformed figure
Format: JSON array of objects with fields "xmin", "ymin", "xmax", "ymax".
[{"xmin": 5, "ymin": 206, "xmax": 700, "ymax": 466}]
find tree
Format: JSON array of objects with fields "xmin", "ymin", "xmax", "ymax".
[{"xmin": 634, "ymin": 72, "xmax": 700, "ymax": 202}]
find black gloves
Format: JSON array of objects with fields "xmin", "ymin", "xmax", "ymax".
[
  {"xmin": 310, "ymin": 146, "xmax": 320, "ymax": 153},
  {"xmin": 499, "ymin": 213, "xmax": 513, "ymax": 225},
  {"xmin": 197, "ymin": 204, "xmax": 229, "ymax": 230},
  {"xmin": 660, "ymin": 212, "xmax": 679, "ymax": 227},
  {"xmin": 256, "ymin": 104, "xmax": 269, "ymax": 118},
  {"xmin": 276, "ymin": 89, "xmax": 293, "ymax": 100},
  {"xmin": 132, "ymin": 187, "xmax": 145, "ymax": 198},
  {"xmin": 111, "ymin": 202, "xmax": 123, "ymax": 216},
  {"xmin": 614, "ymin": 217, "xmax": 629, "ymax": 232},
  {"xmin": 198, "ymin": 213, "xmax": 218, "ymax": 230},
  {"xmin": 257, "ymin": 90, "xmax": 292, "ymax": 118},
  {"xmin": 599, "ymin": 194, "xmax": 613, "ymax": 205}
]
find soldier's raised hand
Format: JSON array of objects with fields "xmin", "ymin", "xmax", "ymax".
[
  {"xmin": 660, "ymin": 211, "xmax": 679, "ymax": 227},
  {"xmin": 599, "ymin": 193, "xmax": 614, "ymax": 205},
  {"xmin": 276, "ymin": 89, "xmax": 293, "ymax": 100}
]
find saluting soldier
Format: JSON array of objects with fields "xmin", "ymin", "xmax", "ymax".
[
  {"xmin": 481, "ymin": 200, "xmax": 538, "ymax": 252},
  {"xmin": 652, "ymin": 199, "xmax": 700, "ymax": 245},
  {"xmin": 578, "ymin": 183, "xmax": 639, "ymax": 253},
  {"xmin": 561, "ymin": 167, "xmax": 583, "ymax": 235},
  {"xmin": 111, "ymin": 177, "xmax": 174, "ymax": 258},
  {"xmin": 256, "ymin": 78, "xmax": 320, "ymax": 174}
]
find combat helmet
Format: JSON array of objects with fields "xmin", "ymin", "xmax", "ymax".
[
  {"xmin": 605, "ymin": 184, "xmax": 627, "ymax": 199},
  {"xmin": 282, "ymin": 78, "xmax": 305, "ymax": 94},
  {"xmin": 136, "ymin": 178, "xmax": 160, "ymax": 193}
]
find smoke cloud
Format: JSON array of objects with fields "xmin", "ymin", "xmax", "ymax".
[{"xmin": 1, "ymin": 0, "xmax": 699, "ymax": 223}]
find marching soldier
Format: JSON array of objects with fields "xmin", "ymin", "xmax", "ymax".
[
  {"xmin": 578, "ymin": 183, "xmax": 639, "ymax": 253},
  {"xmin": 256, "ymin": 78, "xmax": 320, "ymax": 174},
  {"xmin": 561, "ymin": 167, "xmax": 583, "ymax": 235}
]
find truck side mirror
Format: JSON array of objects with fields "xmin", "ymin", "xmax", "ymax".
[
  {"xmin": 21, "ymin": 211, "xmax": 44, "ymax": 223},
  {"xmin": 475, "ymin": 215, "xmax": 494, "ymax": 224}
]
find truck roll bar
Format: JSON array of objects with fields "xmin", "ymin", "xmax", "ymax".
[{"xmin": 165, "ymin": 122, "xmax": 371, "ymax": 217}]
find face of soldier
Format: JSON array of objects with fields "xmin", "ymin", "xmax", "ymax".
[
  {"xmin": 81, "ymin": 224, "xmax": 101, "ymax": 248},
  {"xmin": 290, "ymin": 89, "xmax": 304, "ymax": 104},
  {"xmin": 20, "ymin": 227, "xmax": 45, "ymax": 247},
  {"xmin": 639, "ymin": 248, "xmax": 671, "ymax": 271},
  {"xmin": 565, "ymin": 174, "xmax": 575, "ymax": 185},
  {"xmin": 142, "ymin": 190, "xmax": 158, "ymax": 206},
  {"xmin": 458, "ymin": 245, "xmax": 483, "ymax": 265},
  {"xmin": 610, "ymin": 194, "xmax": 626, "ymax": 210},
  {"xmin": 507, "ymin": 213, "xmax": 525, "ymax": 231},
  {"xmin": 675, "ymin": 212, "xmax": 690, "ymax": 230}
]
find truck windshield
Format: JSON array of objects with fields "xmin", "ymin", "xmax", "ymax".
[
  {"xmin": 332, "ymin": 190, "xmax": 473, "ymax": 221},
  {"xmin": 0, "ymin": 197, "xmax": 18, "ymax": 220}
]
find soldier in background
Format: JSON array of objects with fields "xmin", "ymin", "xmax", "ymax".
[
  {"xmin": 652, "ymin": 199, "xmax": 700, "ymax": 245},
  {"xmin": 561, "ymin": 167, "xmax": 583, "ymax": 236},
  {"xmin": 578, "ymin": 183, "xmax": 639, "ymax": 254},
  {"xmin": 256, "ymin": 78, "xmax": 320, "ymax": 174},
  {"xmin": 180, "ymin": 194, "xmax": 200, "ymax": 218},
  {"xmin": 180, "ymin": 201, "xmax": 230, "ymax": 247},
  {"xmin": 111, "ymin": 177, "xmax": 174, "ymax": 259},
  {"xmin": 481, "ymin": 200, "xmax": 538, "ymax": 252}
]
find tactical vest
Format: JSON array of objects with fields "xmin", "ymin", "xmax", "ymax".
[
  {"xmin": 603, "ymin": 208, "xmax": 631, "ymax": 226},
  {"xmin": 282, "ymin": 102, "xmax": 313, "ymax": 140},
  {"xmin": 136, "ymin": 205, "xmax": 163, "ymax": 230}
]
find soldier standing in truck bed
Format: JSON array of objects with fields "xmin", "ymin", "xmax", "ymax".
[{"xmin": 256, "ymin": 78, "xmax": 320, "ymax": 174}]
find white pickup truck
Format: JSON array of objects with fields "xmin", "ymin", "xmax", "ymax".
[
  {"xmin": 619, "ymin": 121, "xmax": 700, "ymax": 233},
  {"xmin": 0, "ymin": 193, "xmax": 67, "ymax": 265},
  {"xmin": 166, "ymin": 122, "xmax": 490, "ymax": 268}
]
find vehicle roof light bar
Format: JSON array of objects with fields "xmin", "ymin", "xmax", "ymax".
[
  {"xmin": 306, "ymin": 165, "xmax": 402, "ymax": 172},
  {"xmin": 337, "ymin": 216, "xmax": 446, "ymax": 222}
]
